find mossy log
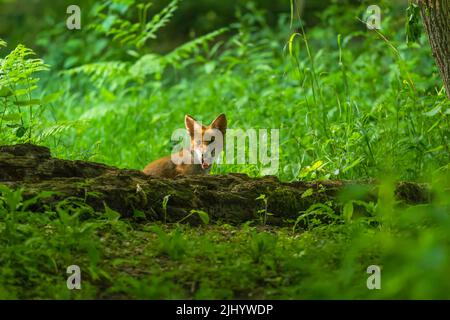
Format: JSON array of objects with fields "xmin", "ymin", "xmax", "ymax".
[{"xmin": 0, "ymin": 144, "xmax": 430, "ymax": 226}]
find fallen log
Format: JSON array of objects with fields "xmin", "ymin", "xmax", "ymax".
[{"xmin": 0, "ymin": 143, "xmax": 430, "ymax": 226}]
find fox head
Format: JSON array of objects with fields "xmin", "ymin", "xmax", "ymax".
[{"xmin": 185, "ymin": 113, "xmax": 227, "ymax": 170}]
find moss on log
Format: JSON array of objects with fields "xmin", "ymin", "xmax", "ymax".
[{"xmin": 0, "ymin": 144, "xmax": 430, "ymax": 226}]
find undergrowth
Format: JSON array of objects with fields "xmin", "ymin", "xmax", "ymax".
[
  {"xmin": 1, "ymin": 0, "xmax": 450, "ymax": 300},
  {"xmin": 0, "ymin": 177, "xmax": 449, "ymax": 299}
]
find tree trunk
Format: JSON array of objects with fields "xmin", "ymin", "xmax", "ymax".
[
  {"xmin": 0, "ymin": 144, "xmax": 430, "ymax": 226},
  {"xmin": 417, "ymin": 0, "xmax": 450, "ymax": 98}
]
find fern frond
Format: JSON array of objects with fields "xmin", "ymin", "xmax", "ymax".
[
  {"xmin": 164, "ymin": 28, "xmax": 228, "ymax": 67},
  {"xmin": 130, "ymin": 53, "xmax": 164, "ymax": 78},
  {"xmin": 38, "ymin": 120, "xmax": 89, "ymax": 142},
  {"xmin": 100, "ymin": 0, "xmax": 179, "ymax": 49},
  {"xmin": 137, "ymin": 0, "xmax": 179, "ymax": 47},
  {"xmin": 0, "ymin": 44, "xmax": 49, "ymax": 93},
  {"xmin": 64, "ymin": 61, "xmax": 129, "ymax": 85}
]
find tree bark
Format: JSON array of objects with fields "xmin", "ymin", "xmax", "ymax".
[
  {"xmin": 417, "ymin": 0, "xmax": 450, "ymax": 98},
  {"xmin": 0, "ymin": 144, "xmax": 430, "ymax": 226}
]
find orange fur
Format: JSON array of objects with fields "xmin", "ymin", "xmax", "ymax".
[{"xmin": 143, "ymin": 114, "xmax": 227, "ymax": 178}]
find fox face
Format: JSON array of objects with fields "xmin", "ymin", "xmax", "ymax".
[
  {"xmin": 185, "ymin": 113, "xmax": 227, "ymax": 170},
  {"xmin": 143, "ymin": 113, "xmax": 227, "ymax": 178}
]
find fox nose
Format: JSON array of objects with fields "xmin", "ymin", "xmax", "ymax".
[
  {"xmin": 200, "ymin": 154, "xmax": 211, "ymax": 169},
  {"xmin": 201, "ymin": 153, "xmax": 212, "ymax": 164}
]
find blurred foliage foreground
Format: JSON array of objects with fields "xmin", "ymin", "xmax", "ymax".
[
  {"xmin": 1, "ymin": 179, "xmax": 450, "ymax": 299},
  {"xmin": 1, "ymin": 0, "xmax": 450, "ymax": 299}
]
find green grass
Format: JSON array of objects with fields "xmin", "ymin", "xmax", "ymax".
[
  {"xmin": 1, "ymin": 179, "xmax": 450, "ymax": 299},
  {"xmin": 1, "ymin": 2, "xmax": 449, "ymax": 181},
  {"xmin": 1, "ymin": 1, "xmax": 450, "ymax": 299}
]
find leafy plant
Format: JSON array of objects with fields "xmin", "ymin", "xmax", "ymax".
[
  {"xmin": 66, "ymin": 0, "xmax": 227, "ymax": 92},
  {"xmin": 150, "ymin": 225, "xmax": 188, "ymax": 260},
  {"xmin": 0, "ymin": 41, "xmax": 49, "ymax": 141},
  {"xmin": 162, "ymin": 194, "xmax": 171, "ymax": 224},
  {"xmin": 177, "ymin": 209, "xmax": 210, "ymax": 225},
  {"xmin": 293, "ymin": 202, "xmax": 340, "ymax": 231},
  {"xmin": 405, "ymin": 1, "xmax": 421, "ymax": 45},
  {"xmin": 248, "ymin": 231, "xmax": 277, "ymax": 263},
  {"xmin": 255, "ymin": 194, "xmax": 273, "ymax": 225}
]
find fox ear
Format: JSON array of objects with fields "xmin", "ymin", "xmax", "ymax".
[
  {"xmin": 210, "ymin": 113, "xmax": 227, "ymax": 134},
  {"xmin": 185, "ymin": 115, "xmax": 198, "ymax": 137}
]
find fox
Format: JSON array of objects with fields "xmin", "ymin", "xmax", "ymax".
[{"xmin": 143, "ymin": 113, "xmax": 227, "ymax": 178}]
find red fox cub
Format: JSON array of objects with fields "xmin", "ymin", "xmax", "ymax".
[{"xmin": 143, "ymin": 114, "xmax": 227, "ymax": 178}]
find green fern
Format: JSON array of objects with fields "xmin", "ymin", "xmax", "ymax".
[
  {"xmin": 130, "ymin": 28, "xmax": 228, "ymax": 78},
  {"xmin": 0, "ymin": 43, "xmax": 49, "ymax": 142},
  {"xmin": 136, "ymin": 0, "xmax": 178, "ymax": 47},
  {"xmin": 67, "ymin": 1, "xmax": 227, "ymax": 91},
  {"xmin": 1, "ymin": 44, "xmax": 49, "ymax": 93},
  {"xmin": 69, "ymin": 31, "xmax": 228, "ymax": 86},
  {"xmin": 97, "ymin": 0, "xmax": 179, "ymax": 49},
  {"xmin": 37, "ymin": 120, "xmax": 89, "ymax": 143},
  {"xmin": 63, "ymin": 61, "xmax": 129, "ymax": 87},
  {"xmin": 163, "ymin": 27, "xmax": 228, "ymax": 68}
]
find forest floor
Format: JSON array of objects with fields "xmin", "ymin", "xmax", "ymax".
[{"xmin": 1, "ymin": 144, "xmax": 449, "ymax": 299}]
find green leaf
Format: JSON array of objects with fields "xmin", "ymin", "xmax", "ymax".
[
  {"xmin": 427, "ymin": 118, "xmax": 441, "ymax": 133},
  {"xmin": 342, "ymin": 157, "xmax": 364, "ymax": 173},
  {"xmin": 256, "ymin": 194, "xmax": 266, "ymax": 201},
  {"xmin": 301, "ymin": 188, "xmax": 314, "ymax": 198},
  {"xmin": 405, "ymin": 3, "xmax": 421, "ymax": 45},
  {"xmin": 133, "ymin": 209, "xmax": 146, "ymax": 218},
  {"xmin": 0, "ymin": 86, "xmax": 13, "ymax": 97},
  {"xmin": 288, "ymin": 33, "xmax": 301, "ymax": 56},
  {"xmin": 104, "ymin": 203, "xmax": 121, "ymax": 221},
  {"xmin": 22, "ymin": 191, "xmax": 56, "ymax": 210},
  {"xmin": 192, "ymin": 209, "xmax": 209, "ymax": 225},
  {"xmin": 41, "ymin": 91, "xmax": 64, "ymax": 104},
  {"xmin": 343, "ymin": 201, "xmax": 354, "ymax": 222},
  {"xmin": 423, "ymin": 105, "xmax": 441, "ymax": 117},
  {"xmin": 204, "ymin": 62, "xmax": 216, "ymax": 74},
  {"xmin": 1, "ymin": 113, "xmax": 21, "ymax": 121},
  {"xmin": 162, "ymin": 194, "xmax": 171, "ymax": 210},
  {"xmin": 13, "ymin": 89, "xmax": 32, "ymax": 97},
  {"xmin": 310, "ymin": 160, "xmax": 324, "ymax": 171},
  {"xmin": 13, "ymin": 99, "xmax": 42, "ymax": 106},
  {"xmin": 15, "ymin": 126, "xmax": 27, "ymax": 138}
]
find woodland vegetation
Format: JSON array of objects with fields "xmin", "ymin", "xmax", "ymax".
[{"xmin": 0, "ymin": 0, "xmax": 449, "ymax": 299}]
